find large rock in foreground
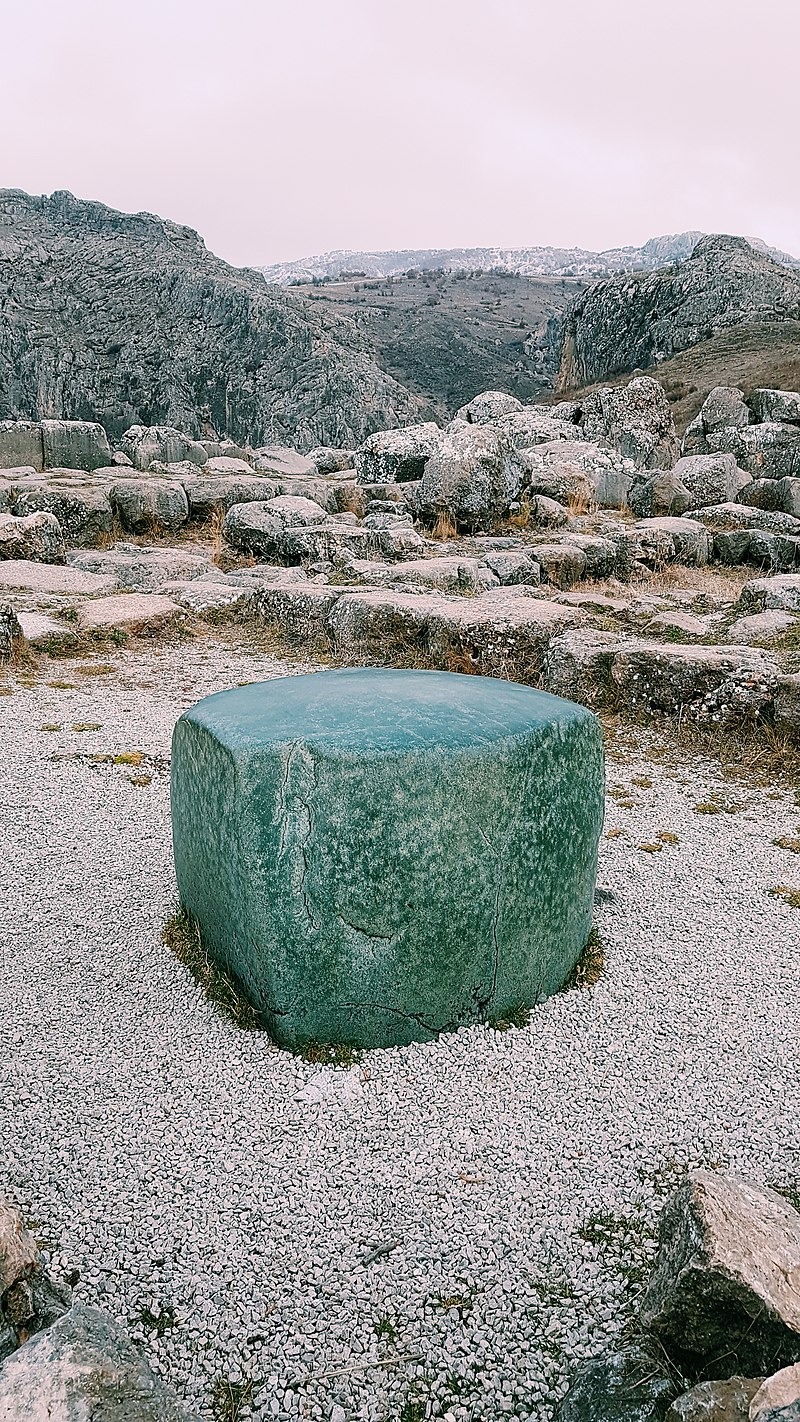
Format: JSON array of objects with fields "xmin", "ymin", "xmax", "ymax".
[
  {"xmin": 640, "ymin": 1171, "xmax": 800, "ymax": 1377},
  {"xmin": 0, "ymin": 1304, "xmax": 195, "ymax": 1421},
  {"xmin": 171, "ymin": 669, "xmax": 604, "ymax": 1049}
]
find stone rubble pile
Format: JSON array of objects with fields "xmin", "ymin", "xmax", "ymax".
[
  {"xmin": 558, "ymin": 1170, "xmax": 800, "ymax": 1422},
  {"xmin": 0, "ymin": 1199, "xmax": 196, "ymax": 1420},
  {"xmin": 1, "ymin": 379, "xmax": 799, "ymax": 739}
]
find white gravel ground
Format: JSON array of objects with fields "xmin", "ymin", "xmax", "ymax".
[{"xmin": 1, "ymin": 639, "xmax": 799, "ymax": 1422}]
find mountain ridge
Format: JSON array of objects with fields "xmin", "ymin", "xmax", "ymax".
[{"xmin": 260, "ymin": 232, "xmax": 800, "ymax": 285}]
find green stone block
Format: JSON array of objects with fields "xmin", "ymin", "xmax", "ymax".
[{"xmin": 170, "ymin": 669, "xmax": 604, "ymax": 1049}]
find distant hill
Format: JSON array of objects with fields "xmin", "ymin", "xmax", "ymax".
[
  {"xmin": 0, "ymin": 189, "xmax": 429, "ymax": 448},
  {"xmin": 260, "ymin": 232, "xmax": 800, "ymax": 286}
]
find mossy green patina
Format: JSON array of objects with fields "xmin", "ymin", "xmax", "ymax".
[{"xmin": 170, "ymin": 668, "xmax": 604, "ymax": 1049}]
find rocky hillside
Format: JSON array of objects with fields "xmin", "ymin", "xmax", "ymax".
[
  {"xmin": 287, "ymin": 267, "xmax": 585, "ymax": 417},
  {"xmin": 0, "ymin": 189, "xmax": 429, "ymax": 449},
  {"xmin": 261, "ymin": 232, "xmax": 800, "ymax": 285},
  {"xmin": 554, "ymin": 235, "xmax": 800, "ymax": 390}
]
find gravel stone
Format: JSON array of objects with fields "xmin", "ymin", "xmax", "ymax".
[{"xmin": 1, "ymin": 640, "xmax": 799, "ymax": 1420}]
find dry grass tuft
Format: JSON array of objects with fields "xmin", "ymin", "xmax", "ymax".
[
  {"xmin": 774, "ymin": 835, "xmax": 800, "ymax": 854},
  {"xmin": 162, "ymin": 908, "xmax": 259, "ymax": 1030},
  {"xmin": 563, "ymin": 926, "xmax": 605, "ymax": 991},
  {"xmin": 431, "ymin": 510, "xmax": 458, "ymax": 541},
  {"xmin": 769, "ymin": 884, "xmax": 800, "ymax": 909}
]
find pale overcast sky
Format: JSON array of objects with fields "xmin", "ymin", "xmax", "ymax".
[{"xmin": 3, "ymin": 0, "xmax": 799, "ymax": 268}]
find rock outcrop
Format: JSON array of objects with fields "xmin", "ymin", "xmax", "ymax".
[
  {"xmin": 0, "ymin": 189, "xmax": 428, "ymax": 450},
  {"xmin": 555, "ymin": 237, "xmax": 800, "ymax": 389}
]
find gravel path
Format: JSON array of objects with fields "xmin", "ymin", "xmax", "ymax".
[{"xmin": 1, "ymin": 640, "xmax": 799, "ymax": 1422}]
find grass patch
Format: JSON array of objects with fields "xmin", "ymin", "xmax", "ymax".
[
  {"xmin": 298, "ymin": 1040, "xmax": 363, "ymax": 1066},
  {"xmin": 489, "ymin": 1002, "xmax": 531, "ymax": 1032},
  {"xmin": 694, "ymin": 801, "xmax": 722, "ymax": 815},
  {"xmin": 563, "ymin": 926, "xmax": 605, "ymax": 990},
  {"xmin": 162, "ymin": 908, "xmax": 259, "ymax": 1030},
  {"xmin": 114, "ymin": 750, "xmax": 144, "ymax": 766},
  {"xmin": 769, "ymin": 885, "xmax": 800, "ymax": 909},
  {"xmin": 657, "ymin": 831, "xmax": 680, "ymax": 844},
  {"xmin": 72, "ymin": 722, "xmax": 102, "ymax": 732},
  {"xmin": 638, "ymin": 842, "xmax": 663, "ymax": 853}
]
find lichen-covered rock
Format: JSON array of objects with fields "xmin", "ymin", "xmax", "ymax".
[
  {"xmin": 707, "ymin": 424, "xmax": 800, "ymax": 480},
  {"xmin": 0, "ymin": 1304, "xmax": 196, "ymax": 1421},
  {"xmin": 683, "ymin": 387, "xmax": 751, "ymax": 454},
  {"xmin": 110, "ymin": 479, "xmax": 189, "ymax": 533},
  {"xmin": 184, "ymin": 475, "xmax": 281, "ymax": 518},
  {"xmin": 0, "ymin": 511, "xmax": 65, "ymax": 563},
  {"xmin": 67, "ymin": 544, "xmax": 212, "ymax": 591},
  {"xmin": 520, "ymin": 439, "xmax": 635, "ymax": 508},
  {"xmin": 354, "ymin": 424, "xmax": 442, "ymax": 484},
  {"xmin": 497, "ymin": 408, "xmax": 578, "ymax": 449},
  {"xmin": 671, "ymin": 453, "xmax": 751, "ymax": 508},
  {"xmin": 456, "ymin": 390, "xmax": 524, "ymax": 424},
  {"xmin": 640, "ymin": 1170, "xmax": 800, "ymax": 1376},
  {"xmin": 555, "ymin": 1345, "xmax": 678, "ymax": 1422},
  {"xmin": 251, "ymin": 447, "xmax": 318, "ymax": 478},
  {"xmin": 416, "ymin": 425, "xmax": 523, "ymax": 530},
  {"xmin": 308, "ymin": 447, "xmax": 355, "ymax": 475},
  {"xmin": 171, "ymin": 668, "xmax": 604, "ymax": 1050},
  {"xmin": 553, "ymin": 376, "xmax": 679, "ymax": 469},
  {"xmin": 630, "ymin": 470, "xmax": 693, "ymax": 518},
  {"xmin": 738, "ymin": 574, "xmax": 800, "ymax": 613},
  {"xmin": 120, "ymin": 425, "xmax": 209, "ymax": 472},
  {"xmin": 750, "ymin": 1365, "xmax": 800, "ymax": 1421},
  {"xmin": 748, "ymin": 390, "xmax": 800, "ymax": 426}
]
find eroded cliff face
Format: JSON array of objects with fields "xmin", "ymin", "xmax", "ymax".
[
  {"xmin": 0, "ymin": 190, "xmax": 428, "ymax": 448},
  {"xmin": 554, "ymin": 235, "xmax": 800, "ymax": 391}
]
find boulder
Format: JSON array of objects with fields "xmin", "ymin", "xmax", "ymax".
[
  {"xmin": 77, "ymin": 593, "xmax": 181, "ymax": 634},
  {"xmin": 738, "ymin": 575, "xmax": 800, "ymax": 613},
  {"xmin": 0, "ymin": 560, "xmax": 116, "ymax": 596},
  {"xmin": 750, "ymin": 1365, "xmax": 800, "ymax": 1421},
  {"xmin": 520, "ymin": 439, "xmax": 635, "ymax": 509},
  {"xmin": 543, "ymin": 627, "xmax": 627, "ymax": 706},
  {"xmin": 672, "ymin": 453, "xmax": 752, "ymax": 508},
  {"xmin": 531, "ymin": 541, "xmax": 587, "ymax": 588},
  {"xmin": 259, "ymin": 494, "xmax": 329, "ymax": 526},
  {"xmin": 484, "ymin": 549, "xmax": 541, "ymax": 585},
  {"xmin": 456, "ymin": 390, "xmax": 524, "ymax": 424},
  {"xmin": 251, "ymin": 446, "xmax": 316, "ymax": 478},
  {"xmin": 530, "ymin": 494, "xmax": 570, "ymax": 527},
  {"xmin": 0, "ymin": 1201, "xmax": 37, "ymax": 1294},
  {"xmin": 630, "ymin": 471, "xmax": 693, "ymax": 518},
  {"xmin": 555, "ymin": 1345, "xmax": 678, "ymax": 1422},
  {"xmin": 683, "ymin": 387, "xmax": 751, "ymax": 453},
  {"xmin": 171, "ymin": 668, "xmax": 604, "ymax": 1049},
  {"xmin": 307, "ymin": 447, "xmax": 355, "ymax": 474},
  {"xmin": 110, "ymin": 480, "xmax": 189, "ymax": 534},
  {"xmin": 354, "ymin": 423, "xmax": 442, "ymax": 484},
  {"xmin": 120, "ymin": 425, "xmax": 208, "ymax": 472},
  {"xmin": 223, "ymin": 503, "xmax": 399, "ymax": 564},
  {"xmin": 40, "ymin": 419, "xmax": 111, "ymax": 472},
  {"xmin": 740, "ymin": 478, "xmax": 800, "ymax": 520},
  {"xmin": 10, "ymin": 478, "xmax": 114, "ymax": 546},
  {"xmin": 0, "ymin": 1200, "xmax": 71, "ymax": 1364},
  {"xmin": 554, "ymin": 376, "xmax": 679, "ymax": 469},
  {"xmin": 686, "ymin": 504, "xmax": 800, "ymax": 537},
  {"xmin": 707, "ymin": 424, "xmax": 800, "ymax": 480},
  {"xmin": 416, "ymin": 425, "xmax": 523, "ymax": 530},
  {"xmin": 748, "ymin": 390, "xmax": 800, "ymax": 426},
  {"xmin": 665, "ymin": 1378, "xmax": 764, "ymax": 1422},
  {"xmin": 0, "ymin": 512, "xmax": 65, "ymax": 564},
  {"xmin": 725, "ymin": 611, "xmax": 796, "ymax": 644},
  {"xmin": 640, "ymin": 1170, "xmax": 800, "ymax": 1376},
  {"xmin": 184, "ymin": 476, "xmax": 281, "ymax": 518},
  {"xmin": 497, "ymin": 408, "xmax": 579, "ymax": 449},
  {"xmin": 204, "ymin": 455, "xmax": 254, "ymax": 475},
  {"xmin": 0, "ymin": 1304, "xmax": 195, "ymax": 1421},
  {"xmin": 0, "ymin": 421, "xmax": 44, "ymax": 472}
]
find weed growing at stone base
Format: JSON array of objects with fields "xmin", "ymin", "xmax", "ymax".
[
  {"xmin": 298, "ymin": 1040, "xmax": 363, "ymax": 1067},
  {"xmin": 774, "ymin": 834, "xmax": 800, "ymax": 854},
  {"xmin": 161, "ymin": 907, "xmax": 259, "ymax": 1030},
  {"xmin": 562, "ymin": 925, "xmax": 605, "ymax": 990},
  {"xmin": 211, "ymin": 1377, "xmax": 256, "ymax": 1422},
  {"xmin": 489, "ymin": 1002, "xmax": 531, "ymax": 1031}
]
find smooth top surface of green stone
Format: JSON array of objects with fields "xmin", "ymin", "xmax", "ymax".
[{"xmin": 181, "ymin": 667, "xmax": 594, "ymax": 754}]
